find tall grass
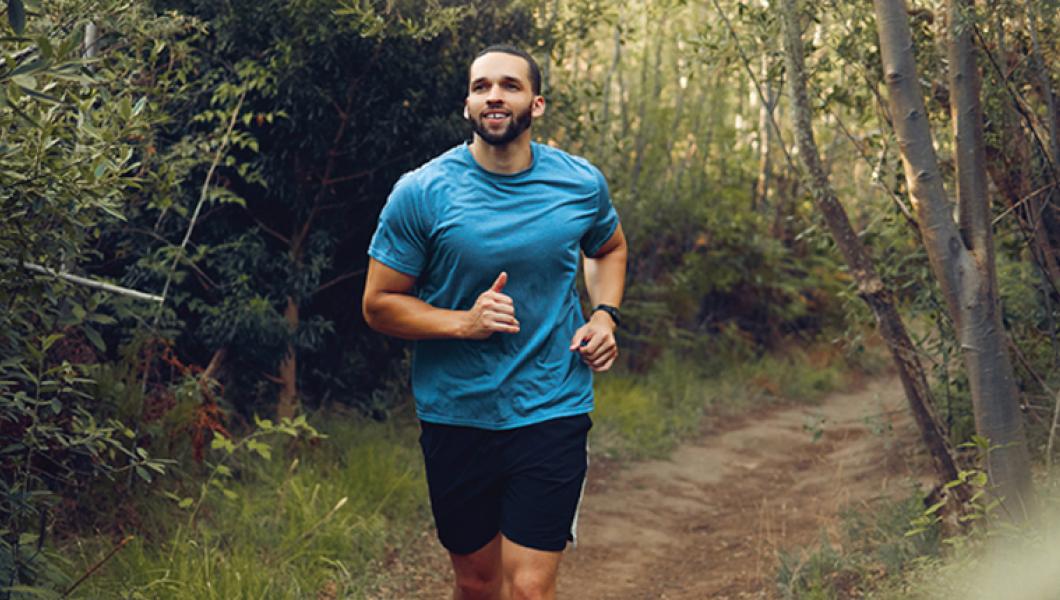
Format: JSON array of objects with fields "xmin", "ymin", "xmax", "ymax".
[{"xmin": 65, "ymin": 415, "xmax": 429, "ymax": 599}]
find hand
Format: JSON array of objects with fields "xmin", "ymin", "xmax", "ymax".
[
  {"xmin": 462, "ymin": 272, "xmax": 520, "ymax": 340},
  {"xmin": 569, "ymin": 310, "xmax": 618, "ymax": 372}
]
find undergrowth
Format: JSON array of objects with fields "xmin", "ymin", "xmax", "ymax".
[
  {"xmin": 775, "ymin": 491, "xmax": 941, "ymax": 599},
  {"xmin": 62, "ymin": 416, "xmax": 428, "ymax": 599}
]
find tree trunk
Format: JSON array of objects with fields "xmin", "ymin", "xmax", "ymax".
[
  {"xmin": 780, "ymin": 0, "xmax": 963, "ymax": 498},
  {"xmin": 276, "ymin": 296, "xmax": 300, "ymax": 420},
  {"xmin": 630, "ymin": 16, "xmax": 665, "ymax": 197},
  {"xmin": 753, "ymin": 52, "xmax": 776, "ymax": 212},
  {"xmin": 873, "ymin": 0, "xmax": 1032, "ymax": 518},
  {"xmin": 598, "ymin": 24, "xmax": 622, "ymax": 153},
  {"xmin": 541, "ymin": 0, "xmax": 561, "ymax": 94}
]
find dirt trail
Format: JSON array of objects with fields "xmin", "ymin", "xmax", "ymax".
[{"xmin": 369, "ymin": 376, "xmax": 933, "ymax": 599}]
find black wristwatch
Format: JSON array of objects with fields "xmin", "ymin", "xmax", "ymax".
[{"xmin": 591, "ymin": 304, "xmax": 621, "ymax": 328}]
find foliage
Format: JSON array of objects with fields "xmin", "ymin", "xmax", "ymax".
[
  {"xmin": 0, "ymin": 1, "xmax": 203, "ymax": 594},
  {"xmin": 775, "ymin": 491, "xmax": 941, "ymax": 599},
  {"xmin": 66, "ymin": 412, "xmax": 427, "ymax": 599}
]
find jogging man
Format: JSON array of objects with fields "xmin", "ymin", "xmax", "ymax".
[{"xmin": 362, "ymin": 44, "xmax": 627, "ymax": 600}]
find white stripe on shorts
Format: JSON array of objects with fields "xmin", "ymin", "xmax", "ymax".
[{"xmin": 569, "ymin": 437, "xmax": 590, "ymax": 548}]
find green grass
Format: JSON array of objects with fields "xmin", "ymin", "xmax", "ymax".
[
  {"xmin": 775, "ymin": 491, "xmax": 942, "ymax": 599},
  {"xmin": 63, "ymin": 414, "xmax": 430, "ymax": 599}
]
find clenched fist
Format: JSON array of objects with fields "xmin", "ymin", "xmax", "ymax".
[
  {"xmin": 462, "ymin": 272, "xmax": 520, "ymax": 340},
  {"xmin": 569, "ymin": 310, "xmax": 618, "ymax": 372}
]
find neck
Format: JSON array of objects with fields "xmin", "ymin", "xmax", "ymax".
[{"xmin": 468, "ymin": 132, "xmax": 533, "ymax": 174}]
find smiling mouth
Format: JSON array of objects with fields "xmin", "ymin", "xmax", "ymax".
[{"xmin": 482, "ymin": 111, "xmax": 510, "ymax": 122}]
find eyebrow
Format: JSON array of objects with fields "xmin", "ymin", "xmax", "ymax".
[{"xmin": 470, "ymin": 75, "xmax": 524, "ymax": 87}]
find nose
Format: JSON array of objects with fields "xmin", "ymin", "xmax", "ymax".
[{"xmin": 485, "ymin": 83, "xmax": 504, "ymax": 103}]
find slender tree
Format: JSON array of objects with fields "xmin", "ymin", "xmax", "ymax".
[{"xmin": 873, "ymin": 0, "xmax": 1032, "ymax": 517}]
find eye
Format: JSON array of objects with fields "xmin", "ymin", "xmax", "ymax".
[{"xmin": 505, "ymin": 82, "xmax": 520, "ymax": 90}]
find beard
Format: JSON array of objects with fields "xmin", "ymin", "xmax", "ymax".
[{"xmin": 468, "ymin": 105, "xmax": 533, "ymax": 146}]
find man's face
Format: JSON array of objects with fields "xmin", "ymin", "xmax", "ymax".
[{"xmin": 465, "ymin": 52, "xmax": 545, "ymax": 147}]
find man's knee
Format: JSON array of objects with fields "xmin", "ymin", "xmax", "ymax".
[
  {"xmin": 453, "ymin": 571, "xmax": 501, "ymax": 600},
  {"xmin": 506, "ymin": 569, "xmax": 556, "ymax": 600}
]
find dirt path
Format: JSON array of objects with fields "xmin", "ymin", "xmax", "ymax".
[{"xmin": 368, "ymin": 376, "xmax": 933, "ymax": 599}]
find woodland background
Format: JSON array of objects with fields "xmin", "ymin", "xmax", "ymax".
[{"xmin": 3, "ymin": 0, "xmax": 1060, "ymax": 597}]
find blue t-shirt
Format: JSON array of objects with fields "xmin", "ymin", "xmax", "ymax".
[{"xmin": 368, "ymin": 142, "xmax": 619, "ymax": 429}]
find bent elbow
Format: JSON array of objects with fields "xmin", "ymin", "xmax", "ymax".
[{"xmin": 362, "ymin": 296, "xmax": 381, "ymax": 331}]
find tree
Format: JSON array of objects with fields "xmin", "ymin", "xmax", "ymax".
[{"xmin": 873, "ymin": 0, "xmax": 1032, "ymax": 517}]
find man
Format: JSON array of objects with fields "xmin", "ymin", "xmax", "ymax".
[{"xmin": 362, "ymin": 44, "xmax": 627, "ymax": 600}]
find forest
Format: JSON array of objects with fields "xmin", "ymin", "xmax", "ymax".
[{"xmin": 3, "ymin": 0, "xmax": 1060, "ymax": 597}]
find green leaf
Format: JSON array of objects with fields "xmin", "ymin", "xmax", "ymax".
[
  {"xmin": 10, "ymin": 57, "xmax": 47, "ymax": 78},
  {"xmin": 49, "ymin": 398, "xmax": 61, "ymax": 414},
  {"xmin": 82, "ymin": 325, "xmax": 105, "ymax": 352},
  {"xmin": 222, "ymin": 488, "xmax": 238, "ymax": 500},
  {"xmin": 177, "ymin": 497, "xmax": 194, "ymax": 509},
  {"xmin": 88, "ymin": 312, "xmax": 116, "ymax": 325},
  {"xmin": 7, "ymin": 0, "xmax": 26, "ymax": 35},
  {"xmin": 17, "ymin": 84, "xmax": 60, "ymax": 104},
  {"xmin": 134, "ymin": 465, "xmax": 152, "ymax": 482},
  {"xmin": 923, "ymin": 499, "xmax": 946, "ymax": 515},
  {"xmin": 247, "ymin": 439, "xmax": 271, "ymax": 460},
  {"xmin": 11, "ymin": 74, "xmax": 36, "ymax": 90},
  {"xmin": 41, "ymin": 332, "xmax": 63, "ymax": 352}
]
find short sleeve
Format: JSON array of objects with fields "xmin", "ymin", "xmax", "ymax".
[
  {"xmin": 579, "ymin": 167, "xmax": 620, "ymax": 257},
  {"xmin": 368, "ymin": 174, "xmax": 432, "ymax": 277}
]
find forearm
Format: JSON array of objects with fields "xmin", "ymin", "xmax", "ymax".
[
  {"xmin": 364, "ymin": 292, "xmax": 469, "ymax": 341},
  {"xmin": 583, "ymin": 243, "xmax": 627, "ymax": 309}
]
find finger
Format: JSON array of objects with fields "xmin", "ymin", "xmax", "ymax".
[
  {"xmin": 488, "ymin": 321, "xmax": 520, "ymax": 334},
  {"xmin": 587, "ymin": 348, "xmax": 617, "ymax": 370},
  {"xmin": 490, "ymin": 271, "xmax": 508, "ymax": 293},
  {"xmin": 494, "ymin": 314, "xmax": 520, "ymax": 328},
  {"xmin": 487, "ymin": 293, "xmax": 514, "ymax": 307},
  {"xmin": 584, "ymin": 343, "xmax": 615, "ymax": 363},
  {"xmin": 591, "ymin": 354, "xmax": 617, "ymax": 372},
  {"xmin": 570, "ymin": 326, "xmax": 591, "ymax": 351},
  {"xmin": 486, "ymin": 302, "xmax": 516, "ymax": 317},
  {"xmin": 487, "ymin": 313, "xmax": 520, "ymax": 328},
  {"xmin": 579, "ymin": 331, "xmax": 609, "ymax": 355}
]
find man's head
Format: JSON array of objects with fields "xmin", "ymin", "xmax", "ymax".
[{"xmin": 465, "ymin": 45, "xmax": 545, "ymax": 147}]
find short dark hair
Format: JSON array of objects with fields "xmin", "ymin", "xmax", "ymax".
[{"xmin": 471, "ymin": 44, "xmax": 542, "ymax": 95}]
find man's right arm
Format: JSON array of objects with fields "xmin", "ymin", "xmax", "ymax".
[{"xmin": 362, "ymin": 258, "xmax": 520, "ymax": 341}]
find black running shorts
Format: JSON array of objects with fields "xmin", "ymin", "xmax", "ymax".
[{"xmin": 418, "ymin": 413, "xmax": 592, "ymax": 555}]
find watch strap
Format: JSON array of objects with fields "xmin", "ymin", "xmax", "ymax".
[{"xmin": 592, "ymin": 304, "xmax": 621, "ymax": 328}]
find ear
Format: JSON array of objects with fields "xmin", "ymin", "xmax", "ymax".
[
  {"xmin": 531, "ymin": 95, "xmax": 546, "ymax": 118},
  {"xmin": 463, "ymin": 103, "xmax": 470, "ymax": 120}
]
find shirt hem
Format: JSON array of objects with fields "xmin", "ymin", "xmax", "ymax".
[
  {"xmin": 367, "ymin": 249, "xmax": 421, "ymax": 278},
  {"xmin": 417, "ymin": 404, "xmax": 594, "ymax": 430},
  {"xmin": 584, "ymin": 218, "xmax": 620, "ymax": 258}
]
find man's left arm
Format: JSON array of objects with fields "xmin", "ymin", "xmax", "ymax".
[{"xmin": 570, "ymin": 223, "xmax": 628, "ymax": 372}]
